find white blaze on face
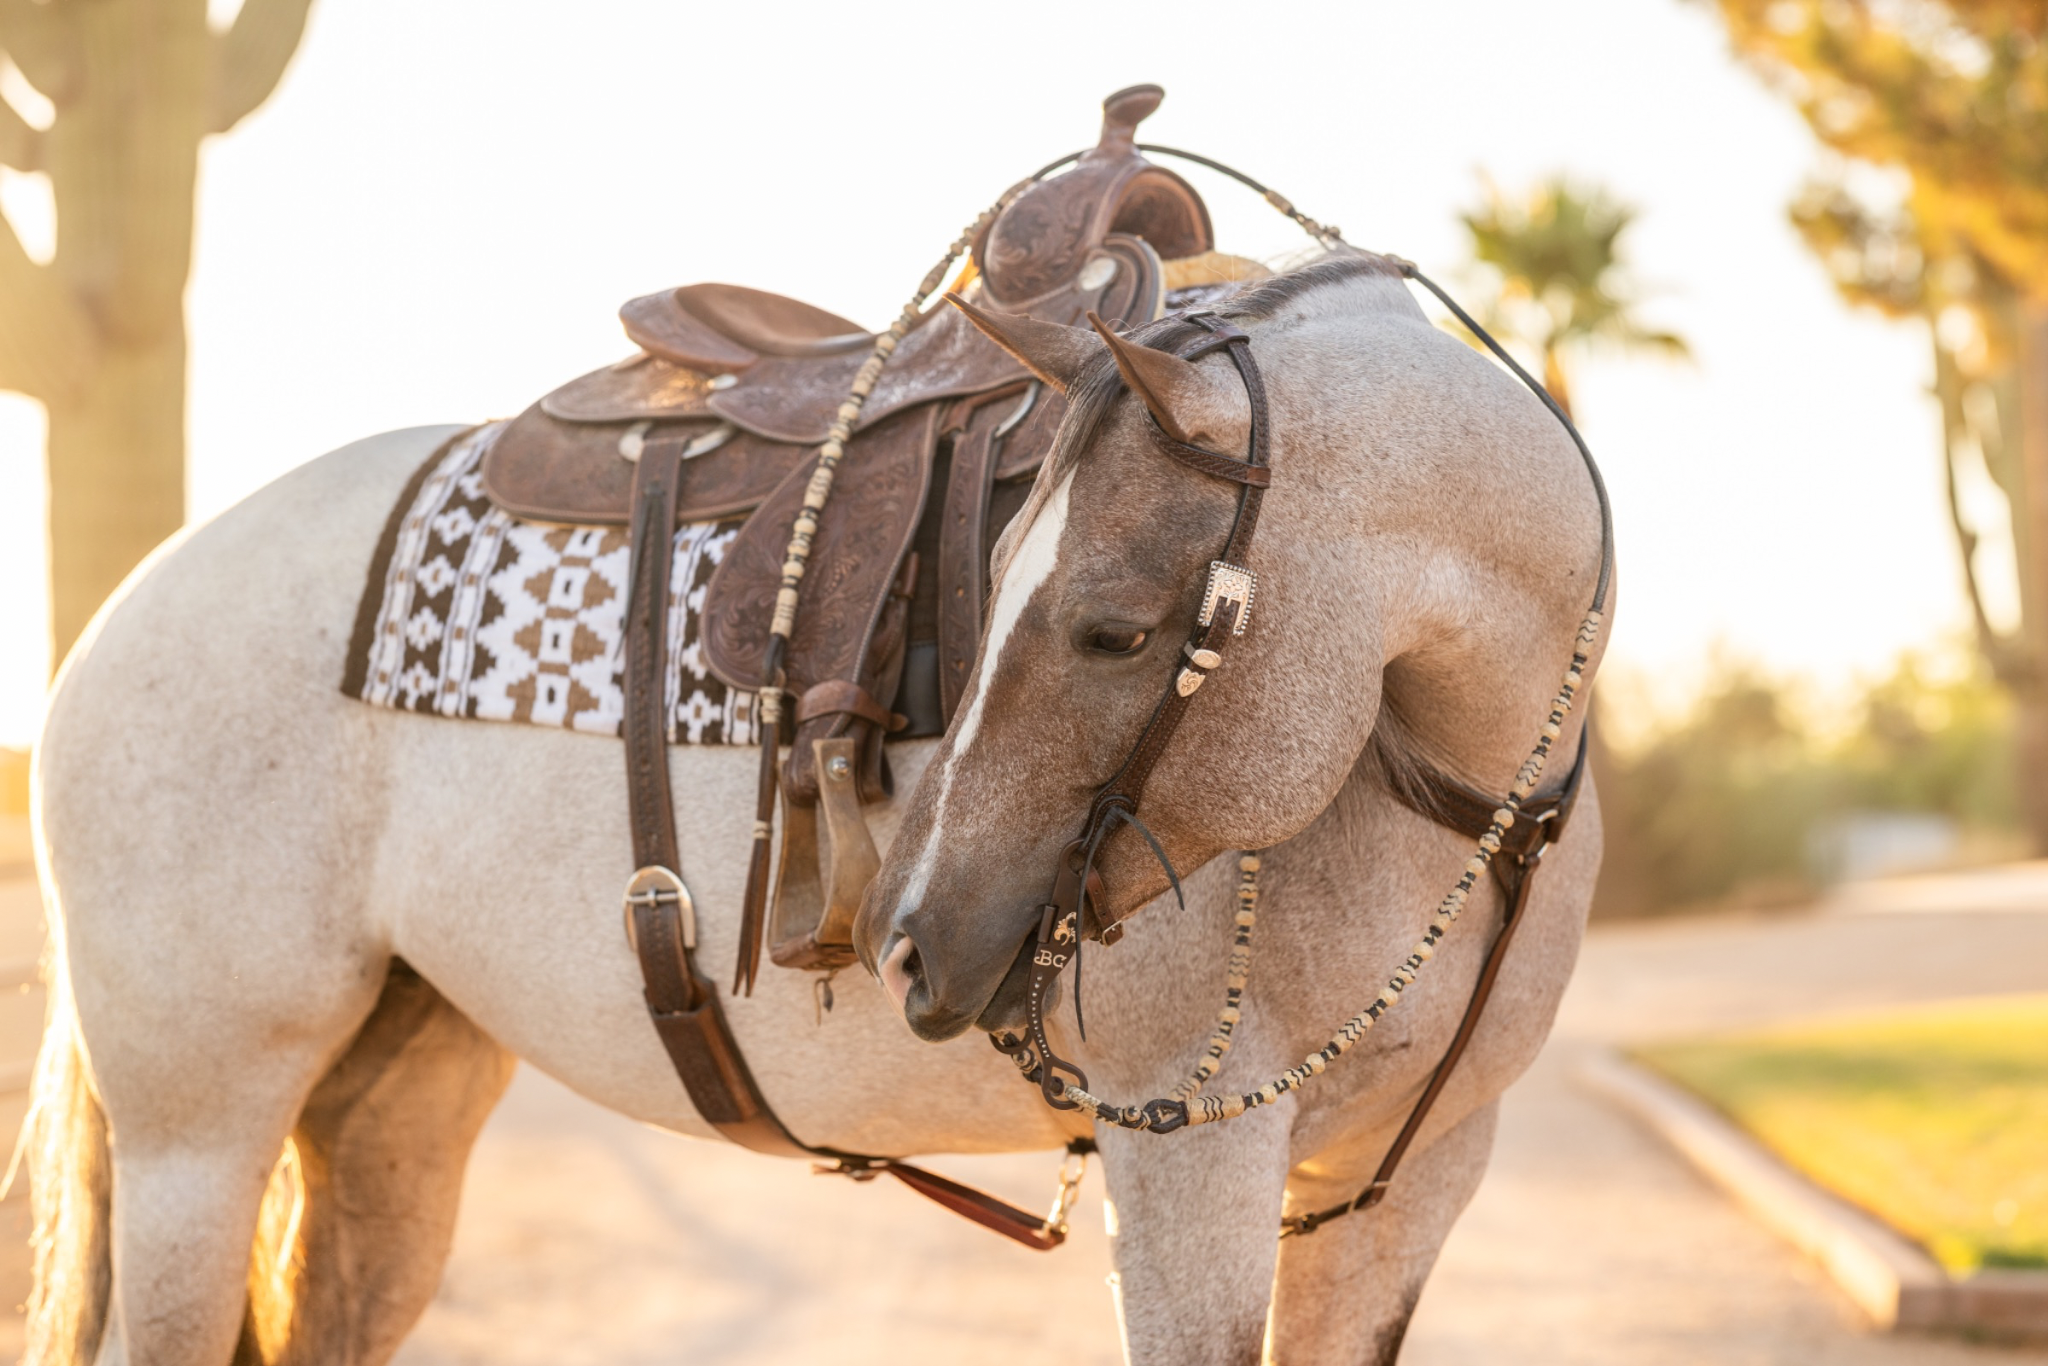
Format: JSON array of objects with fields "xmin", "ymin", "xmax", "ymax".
[{"xmin": 897, "ymin": 470, "xmax": 1075, "ymax": 917}]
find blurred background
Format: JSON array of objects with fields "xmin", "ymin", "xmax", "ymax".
[{"xmin": 0, "ymin": 1, "xmax": 2044, "ymax": 1361}]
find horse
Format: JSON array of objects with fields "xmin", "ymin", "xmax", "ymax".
[{"xmin": 24, "ymin": 251, "xmax": 1608, "ymax": 1365}]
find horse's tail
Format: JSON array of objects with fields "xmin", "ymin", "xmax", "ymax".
[{"xmin": 19, "ymin": 955, "xmax": 113, "ymax": 1365}]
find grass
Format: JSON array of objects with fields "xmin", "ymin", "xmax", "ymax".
[{"xmin": 1636, "ymin": 994, "xmax": 2048, "ymax": 1275}]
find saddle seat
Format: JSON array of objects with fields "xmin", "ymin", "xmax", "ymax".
[{"xmin": 623, "ymin": 282, "xmax": 872, "ymax": 371}]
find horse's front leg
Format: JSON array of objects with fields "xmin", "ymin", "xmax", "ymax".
[
  {"xmin": 1268, "ymin": 1100, "xmax": 1499, "ymax": 1365},
  {"xmin": 1096, "ymin": 1107, "xmax": 1293, "ymax": 1365}
]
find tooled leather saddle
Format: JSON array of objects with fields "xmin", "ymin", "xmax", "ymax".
[{"xmin": 481, "ymin": 85, "xmax": 1216, "ymax": 984}]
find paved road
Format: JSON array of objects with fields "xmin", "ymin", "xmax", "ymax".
[
  {"xmin": 387, "ymin": 902, "xmax": 2048, "ymax": 1366},
  {"xmin": 1405, "ymin": 907, "xmax": 2048, "ymax": 1366}
]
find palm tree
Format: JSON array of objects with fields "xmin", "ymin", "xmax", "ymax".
[{"xmin": 1457, "ymin": 176, "xmax": 1689, "ymax": 417}]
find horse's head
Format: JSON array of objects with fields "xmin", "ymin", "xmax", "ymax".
[{"xmin": 853, "ymin": 255, "xmax": 1597, "ymax": 1041}]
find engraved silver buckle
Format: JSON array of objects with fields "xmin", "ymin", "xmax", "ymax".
[
  {"xmin": 1198, "ymin": 561, "xmax": 1256, "ymax": 636},
  {"xmin": 622, "ymin": 865, "xmax": 696, "ymax": 951}
]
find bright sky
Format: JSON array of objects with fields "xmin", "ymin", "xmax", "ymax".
[{"xmin": 0, "ymin": 0, "xmax": 1992, "ymax": 748}]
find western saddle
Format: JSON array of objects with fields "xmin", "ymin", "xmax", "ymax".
[{"xmin": 483, "ymin": 85, "xmax": 1226, "ymax": 988}]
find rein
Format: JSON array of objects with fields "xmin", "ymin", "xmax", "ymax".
[{"xmin": 976, "ymin": 157, "xmax": 1616, "ymax": 1235}]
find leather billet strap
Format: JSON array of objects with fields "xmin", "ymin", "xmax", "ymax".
[
  {"xmin": 1280, "ymin": 725, "xmax": 1590, "ymax": 1238},
  {"xmin": 620, "ymin": 442, "xmax": 1081, "ymax": 1251},
  {"xmin": 624, "ymin": 441, "xmax": 815, "ymax": 1158}
]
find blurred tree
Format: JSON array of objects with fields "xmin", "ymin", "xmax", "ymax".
[
  {"xmin": 0, "ymin": 0, "xmax": 313, "ymax": 665},
  {"xmin": 1710, "ymin": 0, "xmax": 2048, "ymax": 844},
  {"xmin": 1457, "ymin": 176, "xmax": 1691, "ymax": 417},
  {"xmin": 1592, "ymin": 649, "xmax": 2017, "ymax": 917}
]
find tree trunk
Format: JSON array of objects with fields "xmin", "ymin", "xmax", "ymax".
[
  {"xmin": 1541, "ymin": 344, "xmax": 1573, "ymax": 420},
  {"xmin": 2013, "ymin": 296, "xmax": 2048, "ymax": 849},
  {"xmin": 45, "ymin": 333, "xmax": 187, "ymax": 657}
]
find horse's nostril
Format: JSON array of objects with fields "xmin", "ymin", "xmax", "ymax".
[{"xmin": 880, "ymin": 934, "xmax": 923, "ymax": 1012}]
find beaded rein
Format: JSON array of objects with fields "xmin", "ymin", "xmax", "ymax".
[
  {"xmin": 1004, "ymin": 610, "xmax": 1601, "ymax": 1132},
  {"xmin": 735, "ymin": 177, "xmax": 1037, "ymax": 993}
]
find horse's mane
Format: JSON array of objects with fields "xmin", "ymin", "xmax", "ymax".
[{"xmin": 1029, "ymin": 251, "xmax": 1411, "ymax": 502}]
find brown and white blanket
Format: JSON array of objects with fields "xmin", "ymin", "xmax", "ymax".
[{"xmin": 341, "ymin": 424, "xmax": 761, "ymax": 745}]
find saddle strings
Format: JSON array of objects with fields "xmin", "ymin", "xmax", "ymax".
[{"xmin": 1000, "ymin": 153, "xmax": 1616, "ymax": 1134}]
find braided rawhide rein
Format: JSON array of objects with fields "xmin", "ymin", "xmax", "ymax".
[
  {"xmin": 738, "ymin": 179, "xmax": 1035, "ymax": 991},
  {"xmin": 1025, "ymin": 612, "xmax": 1601, "ymax": 1131},
  {"xmin": 997, "ymin": 154, "xmax": 1614, "ymax": 1133}
]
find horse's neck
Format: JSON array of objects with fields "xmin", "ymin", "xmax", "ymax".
[{"xmin": 1375, "ymin": 578, "xmax": 1585, "ymax": 798}]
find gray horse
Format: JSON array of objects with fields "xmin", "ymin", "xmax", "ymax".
[{"xmin": 26, "ymin": 253, "xmax": 1607, "ymax": 1364}]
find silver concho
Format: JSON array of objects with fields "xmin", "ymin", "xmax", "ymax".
[
  {"xmin": 1078, "ymin": 254, "xmax": 1120, "ymax": 291},
  {"xmin": 1198, "ymin": 562, "xmax": 1257, "ymax": 635}
]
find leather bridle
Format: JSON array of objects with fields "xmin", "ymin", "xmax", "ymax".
[
  {"xmin": 999, "ymin": 310, "xmax": 1274, "ymax": 1119},
  {"xmin": 989, "ymin": 276, "xmax": 1607, "ymax": 1236},
  {"xmin": 611, "ymin": 121, "xmax": 1616, "ymax": 1249}
]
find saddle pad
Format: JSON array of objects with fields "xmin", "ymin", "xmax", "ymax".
[{"xmin": 341, "ymin": 424, "xmax": 762, "ymax": 745}]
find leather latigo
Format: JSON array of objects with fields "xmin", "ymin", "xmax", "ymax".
[{"xmin": 935, "ymin": 391, "xmax": 1013, "ymax": 722}]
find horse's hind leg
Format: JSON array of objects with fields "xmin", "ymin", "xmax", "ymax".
[{"xmin": 250, "ymin": 963, "xmax": 514, "ymax": 1365}]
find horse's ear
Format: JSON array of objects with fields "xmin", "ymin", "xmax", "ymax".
[
  {"xmin": 946, "ymin": 293, "xmax": 1102, "ymax": 394},
  {"xmin": 1087, "ymin": 311, "xmax": 1250, "ymax": 451}
]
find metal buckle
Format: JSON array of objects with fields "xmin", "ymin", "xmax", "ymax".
[
  {"xmin": 1197, "ymin": 561, "xmax": 1256, "ymax": 635},
  {"xmin": 621, "ymin": 865, "xmax": 696, "ymax": 951}
]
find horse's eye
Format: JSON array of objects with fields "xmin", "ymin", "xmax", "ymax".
[{"xmin": 1086, "ymin": 624, "xmax": 1150, "ymax": 656}]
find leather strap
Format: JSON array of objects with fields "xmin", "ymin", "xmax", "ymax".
[
  {"xmin": 937, "ymin": 394, "xmax": 1010, "ymax": 723},
  {"xmin": 795, "ymin": 679, "xmax": 904, "ymax": 731},
  {"xmin": 624, "ymin": 443, "xmax": 815, "ymax": 1158},
  {"xmin": 1280, "ymin": 726, "xmax": 1589, "ymax": 1237},
  {"xmin": 622, "ymin": 441, "xmax": 1081, "ymax": 1250},
  {"xmin": 1017, "ymin": 314, "xmax": 1273, "ymax": 1115},
  {"xmin": 1079, "ymin": 313, "xmax": 1271, "ymax": 941},
  {"xmin": 1148, "ymin": 424, "xmax": 1272, "ymax": 487}
]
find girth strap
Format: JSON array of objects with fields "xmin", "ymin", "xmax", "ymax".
[
  {"xmin": 620, "ymin": 441, "xmax": 1083, "ymax": 1251},
  {"xmin": 624, "ymin": 442, "xmax": 815, "ymax": 1159},
  {"xmin": 1281, "ymin": 725, "xmax": 1590, "ymax": 1237}
]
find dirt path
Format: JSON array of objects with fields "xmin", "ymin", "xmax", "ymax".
[
  {"xmin": 389, "ymin": 903, "xmax": 2048, "ymax": 1365},
  {"xmin": 3, "ymin": 817, "xmax": 2042, "ymax": 1363}
]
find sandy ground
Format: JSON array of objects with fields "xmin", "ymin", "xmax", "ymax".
[
  {"xmin": 385, "ymin": 903, "xmax": 2048, "ymax": 1366},
  {"xmin": 0, "ymin": 814, "xmax": 2044, "ymax": 1363}
]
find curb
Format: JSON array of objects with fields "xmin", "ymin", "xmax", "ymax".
[{"xmin": 1577, "ymin": 1047, "xmax": 2048, "ymax": 1340}]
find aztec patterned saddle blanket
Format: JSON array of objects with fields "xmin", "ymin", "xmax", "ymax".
[{"xmin": 342, "ymin": 422, "xmax": 763, "ymax": 746}]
